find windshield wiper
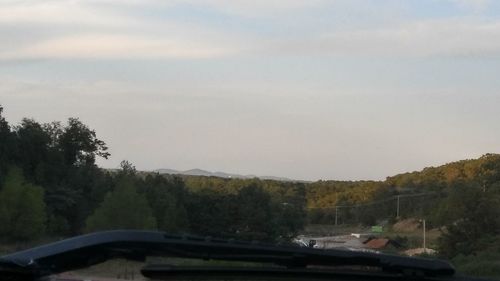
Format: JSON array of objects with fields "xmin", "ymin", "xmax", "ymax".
[{"xmin": 0, "ymin": 230, "xmax": 462, "ymax": 280}]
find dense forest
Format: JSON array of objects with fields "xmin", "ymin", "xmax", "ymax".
[
  {"xmin": 1, "ymin": 105, "xmax": 500, "ymax": 275},
  {"xmin": 0, "ymin": 105, "xmax": 305, "ymax": 242}
]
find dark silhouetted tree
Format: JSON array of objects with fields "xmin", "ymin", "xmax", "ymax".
[{"xmin": 58, "ymin": 118, "xmax": 110, "ymax": 167}]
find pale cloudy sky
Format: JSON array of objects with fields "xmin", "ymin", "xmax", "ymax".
[{"xmin": 1, "ymin": 0, "xmax": 500, "ymax": 180}]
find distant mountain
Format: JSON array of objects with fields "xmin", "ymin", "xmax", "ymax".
[
  {"xmin": 183, "ymin": 169, "xmax": 215, "ymax": 177},
  {"xmin": 260, "ymin": 175, "xmax": 297, "ymax": 181},
  {"xmin": 153, "ymin": 168, "xmax": 297, "ymax": 182},
  {"xmin": 155, "ymin": 168, "xmax": 180, "ymax": 174}
]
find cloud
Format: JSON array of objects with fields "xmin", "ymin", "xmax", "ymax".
[
  {"xmin": 0, "ymin": 1, "xmax": 134, "ymax": 26},
  {"xmin": 0, "ymin": 34, "xmax": 238, "ymax": 60},
  {"xmin": 183, "ymin": 0, "xmax": 330, "ymax": 18},
  {"xmin": 0, "ymin": 0, "xmax": 327, "ymax": 25},
  {"xmin": 265, "ymin": 19, "xmax": 500, "ymax": 57},
  {"xmin": 1, "ymin": 1, "xmax": 500, "ymax": 60},
  {"xmin": 448, "ymin": 0, "xmax": 491, "ymax": 12},
  {"xmin": 0, "ymin": 1, "xmax": 249, "ymax": 60}
]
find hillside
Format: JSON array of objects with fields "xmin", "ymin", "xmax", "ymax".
[
  {"xmin": 161, "ymin": 154, "xmax": 500, "ymax": 240},
  {"xmin": 306, "ymin": 153, "xmax": 500, "ymax": 207},
  {"xmin": 2, "ymin": 108, "xmax": 500, "ymax": 278},
  {"xmin": 159, "ymin": 154, "xmax": 500, "ymax": 211},
  {"xmin": 155, "ymin": 168, "xmax": 295, "ymax": 182}
]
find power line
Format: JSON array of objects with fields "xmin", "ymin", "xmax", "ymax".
[
  {"xmin": 307, "ymin": 191, "xmax": 446, "ymax": 225},
  {"xmin": 307, "ymin": 191, "xmax": 439, "ymax": 210}
]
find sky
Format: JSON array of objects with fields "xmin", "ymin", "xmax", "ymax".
[{"xmin": 1, "ymin": 0, "xmax": 500, "ymax": 181}]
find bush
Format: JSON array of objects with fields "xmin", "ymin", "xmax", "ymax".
[
  {"xmin": 86, "ymin": 178, "xmax": 157, "ymax": 232},
  {"xmin": 452, "ymin": 253, "xmax": 500, "ymax": 279},
  {"xmin": 0, "ymin": 168, "xmax": 47, "ymax": 241},
  {"xmin": 445, "ymin": 236, "xmax": 500, "ymax": 279}
]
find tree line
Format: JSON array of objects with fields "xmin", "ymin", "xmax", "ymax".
[
  {"xmin": 2, "ymin": 104, "xmax": 500, "ymax": 270},
  {"xmin": 303, "ymin": 151, "xmax": 500, "ymax": 271},
  {"xmin": 0, "ymin": 105, "xmax": 305, "ymax": 242}
]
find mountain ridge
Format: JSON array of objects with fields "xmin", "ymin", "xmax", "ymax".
[{"xmin": 154, "ymin": 168, "xmax": 299, "ymax": 182}]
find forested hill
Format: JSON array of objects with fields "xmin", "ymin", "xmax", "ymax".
[
  {"xmin": 387, "ymin": 153, "xmax": 500, "ymax": 190},
  {"xmin": 174, "ymin": 154, "xmax": 500, "ymax": 230},
  {"xmin": 0, "ymin": 105, "xmax": 306, "ymax": 243},
  {"xmin": 2, "ymin": 105, "xmax": 500, "ymax": 267},
  {"xmin": 305, "ymin": 153, "xmax": 500, "ymax": 209},
  {"xmin": 154, "ymin": 154, "xmax": 500, "ymax": 210}
]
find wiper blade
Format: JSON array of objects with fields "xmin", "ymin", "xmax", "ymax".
[{"xmin": 0, "ymin": 230, "xmax": 454, "ymax": 279}]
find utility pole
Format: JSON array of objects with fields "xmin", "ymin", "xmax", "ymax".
[
  {"xmin": 423, "ymin": 219, "xmax": 426, "ymax": 253},
  {"xmin": 396, "ymin": 195, "xmax": 400, "ymax": 218},
  {"xmin": 335, "ymin": 206, "xmax": 338, "ymax": 226}
]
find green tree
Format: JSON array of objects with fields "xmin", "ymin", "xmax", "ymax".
[
  {"xmin": 40, "ymin": 119, "xmax": 112, "ymax": 234},
  {"xmin": 271, "ymin": 202, "xmax": 305, "ymax": 240},
  {"xmin": 58, "ymin": 118, "xmax": 110, "ymax": 167},
  {"xmin": 0, "ymin": 106, "xmax": 16, "ymax": 178},
  {"xmin": 235, "ymin": 184, "xmax": 274, "ymax": 241},
  {"xmin": 438, "ymin": 182, "xmax": 500, "ymax": 258},
  {"xmin": 61, "ymin": 165, "xmax": 114, "ymax": 234},
  {"xmin": 0, "ymin": 167, "xmax": 47, "ymax": 241},
  {"xmin": 142, "ymin": 174, "xmax": 188, "ymax": 232},
  {"xmin": 85, "ymin": 178, "xmax": 157, "ymax": 232},
  {"xmin": 14, "ymin": 118, "xmax": 51, "ymax": 182},
  {"xmin": 477, "ymin": 154, "xmax": 500, "ymax": 192}
]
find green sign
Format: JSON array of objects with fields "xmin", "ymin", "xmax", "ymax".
[{"xmin": 371, "ymin": 226, "xmax": 383, "ymax": 233}]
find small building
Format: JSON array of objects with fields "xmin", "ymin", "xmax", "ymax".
[{"xmin": 364, "ymin": 238, "xmax": 402, "ymax": 251}]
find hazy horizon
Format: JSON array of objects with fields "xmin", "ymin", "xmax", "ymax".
[
  {"xmin": 97, "ymin": 152, "xmax": 493, "ymax": 182},
  {"xmin": 2, "ymin": 0, "xmax": 500, "ymax": 181}
]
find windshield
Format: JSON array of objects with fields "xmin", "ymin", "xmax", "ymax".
[{"xmin": 1, "ymin": 1, "xmax": 500, "ymax": 280}]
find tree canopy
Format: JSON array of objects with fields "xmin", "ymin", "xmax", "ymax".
[
  {"xmin": 1, "ymin": 103, "xmax": 500, "ymax": 259},
  {"xmin": 86, "ymin": 177, "xmax": 157, "ymax": 232},
  {"xmin": 0, "ymin": 168, "xmax": 47, "ymax": 241}
]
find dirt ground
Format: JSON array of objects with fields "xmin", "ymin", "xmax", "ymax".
[{"xmin": 392, "ymin": 218, "xmax": 421, "ymax": 232}]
